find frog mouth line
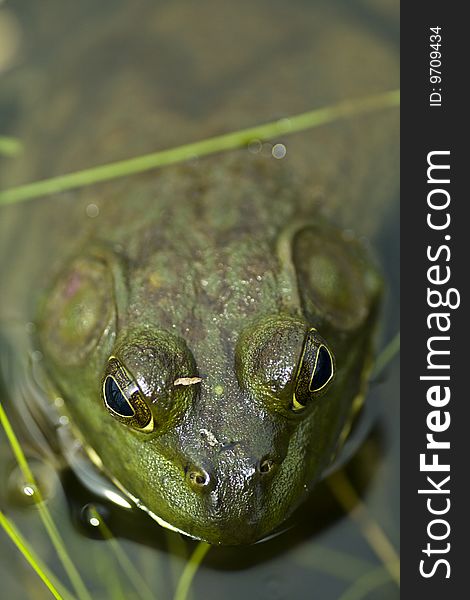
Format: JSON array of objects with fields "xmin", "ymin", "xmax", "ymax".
[
  {"xmin": 79, "ymin": 435, "xmax": 199, "ymax": 538},
  {"xmin": 76, "ymin": 423, "xmax": 266, "ymax": 544},
  {"xmin": 83, "ymin": 439, "xmax": 278, "ymax": 544},
  {"xmin": 115, "ymin": 479, "xmax": 291, "ymax": 545},
  {"xmin": 124, "ymin": 487, "xmax": 199, "ymax": 539},
  {"xmin": 106, "ymin": 462, "xmax": 201, "ymax": 539}
]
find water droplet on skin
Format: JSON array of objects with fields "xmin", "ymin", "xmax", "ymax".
[{"xmin": 272, "ymin": 143, "xmax": 287, "ymax": 159}]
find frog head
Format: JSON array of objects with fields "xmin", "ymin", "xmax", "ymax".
[{"xmin": 37, "ymin": 222, "xmax": 381, "ymax": 545}]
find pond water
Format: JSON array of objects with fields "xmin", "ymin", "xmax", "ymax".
[{"xmin": 0, "ymin": 1, "xmax": 399, "ymax": 599}]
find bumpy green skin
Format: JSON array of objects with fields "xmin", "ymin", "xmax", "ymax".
[{"xmin": 37, "ymin": 155, "xmax": 382, "ymax": 545}]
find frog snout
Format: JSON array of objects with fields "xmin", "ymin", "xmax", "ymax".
[
  {"xmin": 185, "ymin": 463, "xmax": 212, "ymax": 492},
  {"xmin": 184, "ymin": 452, "xmax": 277, "ymax": 495},
  {"xmin": 178, "ymin": 450, "xmax": 278, "ymax": 543}
]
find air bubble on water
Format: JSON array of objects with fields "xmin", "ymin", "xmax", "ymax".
[
  {"xmin": 23, "ymin": 485, "xmax": 35, "ymax": 497},
  {"xmin": 81, "ymin": 503, "xmax": 108, "ymax": 530},
  {"xmin": 25, "ymin": 322, "xmax": 35, "ymax": 334},
  {"xmin": 85, "ymin": 203, "xmax": 99, "ymax": 218},
  {"xmin": 257, "ymin": 143, "xmax": 270, "ymax": 158},
  {"xmin": 272, "ymin": 143, "xmax": 287, "ymax": 159},
  {"xmin": 277, "ymin": 117, "xmax": 292, "ymax": 131},
  {"xmin": 247, "ymin": 139, "xmax": 262, "ymax": 154},
  {"xmin": 31, "ymin": 350, "xmax": 43, "ymax": 362},
  {"xmin": 59, "ymin": 415, "xmax": 69, "ymax": 426},
  {"xmin": 7, "ymin": 460, "xmax": 57, "ymax": 508}
]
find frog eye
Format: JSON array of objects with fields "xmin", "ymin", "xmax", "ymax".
[
  {"xmin": 102, "ymin": 357, "xmax": 154, "ymax": 432},
  {"xmin": 292, "ymin": 329, "xmax": 335, "ymax": 411}
]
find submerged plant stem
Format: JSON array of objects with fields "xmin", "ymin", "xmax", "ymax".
[
  {"xmin": 327, "ymin": 470, "xmax": 400, "ymax": 587},
  {"xmin": 173, "ymin": 542, "xmax": 210, "ymax": 600},
  {"xmin": 0, "ymin": 402, "xmax": 92, "ymax": 600},
  {"xmin": 337, "ymin": 564, "xmax": 397, "ymax": 600},
  {"xmin": 0, "ymin": 136, "xmax": 23, "ymax": 157},
  {"xmin": 373, "ymin": 331, "xmax": 400, "ymax": 379},
  {"xmin": 0, "ymin": 89, "xmax": 399, "ymax": 205},
  {"xmin": 88, "ymin": 506, "xmax": 155, "ymax": 600},
  {"xmin": 292, "ymin": 543, "xmax": 375, "ymax": 582},
  {"xmin": 0, "ymin": 510, "xmax": 74, "ymax": 600}
]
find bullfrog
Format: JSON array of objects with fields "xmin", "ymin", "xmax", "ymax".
[{"xmin": 0, "ymin": 0, "xmax": 398, "ymax": 546}]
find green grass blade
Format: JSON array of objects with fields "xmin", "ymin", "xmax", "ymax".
[
  {"xmin": 373, "ymin": 331, "xmax": 400, "ymax": 378},
  {"xmin": 0, "ymin": 401, "xmax": 92, "ymax": 600},
  {"xmin": 337, "ymin": 564, "xmax": 398, "ymax": 600},
  {"xmin": 87, "ymin": 506, "xmax": 156, "ymax": 600},
  {"xmin": 91, "ymin": 543, "xmax": 128, "ymax": 600},
  {"xmin": 0, "ymin": 89, "xmax": 399, "ymax": 206},
  {"xmin": 0, "ymin": 136, "xmax": 23, "ymax": 158},
  {"xmin": 327, "ymin": 470, "xmax": 400, "ymax": 586},
  {"xmin": 292, "ymin": 543, "xmax": 375, "ymax": 582},
  {"xmin": 173, "ymin": 542, "xmax": 210, "ymax": 600},
  {"xmin": 0, "ymin": 509, "xmax": 75, "ymax": 600}
]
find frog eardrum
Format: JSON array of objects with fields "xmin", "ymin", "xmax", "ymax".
[{"xmin": 102, "ymin": 357, "xmax": 154, "ymax": 432}]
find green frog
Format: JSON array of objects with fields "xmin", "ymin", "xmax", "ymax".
[{"xmin": 0, "ymin": 0, "xmax": 398, "ymax": 545}]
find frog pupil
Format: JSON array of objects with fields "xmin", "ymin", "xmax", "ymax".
[
  {"xmin": 104, "ymin": 376, "xmax": 134, "ymax": 417},
  {"xmin": 310, "ymin": 345, "xmax": 333, "ymax": 392}
]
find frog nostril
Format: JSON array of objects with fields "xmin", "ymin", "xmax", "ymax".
[
  {"xmin": 258, "ymin": 457, "xmax": 275, "ymax": 475},
  {"xmin": 185, "ymin": 465, "xmax": 211, "ymax": 491}
]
